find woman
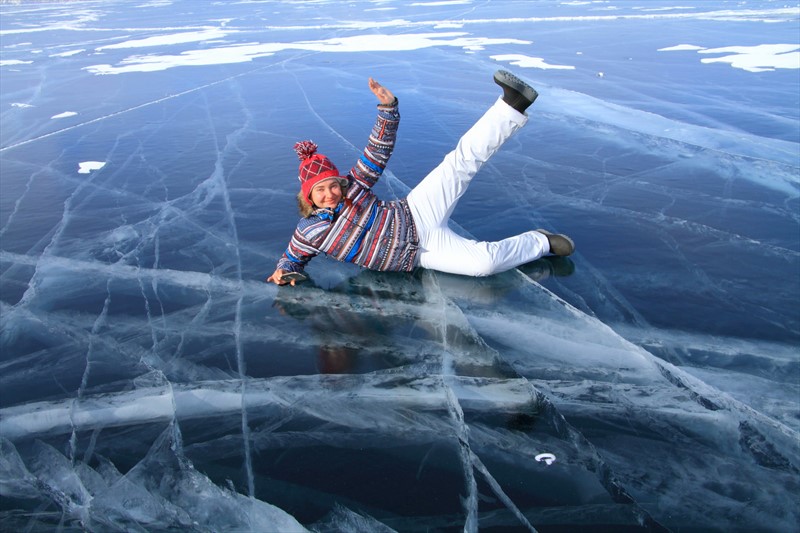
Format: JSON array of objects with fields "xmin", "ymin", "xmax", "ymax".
[{"xmin": 267, "ymin": 71, "xmax": 573, "ymax": 286}]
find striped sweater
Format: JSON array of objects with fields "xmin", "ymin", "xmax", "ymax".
[{"xmin": 276, "ymin": 100, "xmax": 419, "ymax": 274}]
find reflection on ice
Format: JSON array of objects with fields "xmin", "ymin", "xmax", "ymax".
[{"xmin": 2, "ymin": 263, "xmax": 797, "ymax": 530}]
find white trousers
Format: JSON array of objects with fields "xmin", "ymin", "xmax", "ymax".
[{"xmin": 406, "ymin": 97, "xmax": 550, "ymax": 277}]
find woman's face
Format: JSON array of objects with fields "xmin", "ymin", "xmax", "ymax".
[{"xmin": 310, "ymin": 179, "xmax": 343, "ymax": 209}]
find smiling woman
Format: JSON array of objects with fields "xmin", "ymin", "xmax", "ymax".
[
  {"xmin": 309, "ymin": 179, "xmax": 343, "ymax": 210},
  {"xmin": 267, "ymin": 72, "xmax": 574, "ymax": 286}
]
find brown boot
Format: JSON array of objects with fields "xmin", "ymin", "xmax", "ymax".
[{"xmin": 536, "ymin": 229, "xmax": 575, "ymax": 256}]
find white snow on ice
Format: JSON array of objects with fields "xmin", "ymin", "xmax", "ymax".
[
  {"xmin": 51, "ymin": 111, "xmax": 78, "ymax": 119},
  {"xmin": 660, "ymin": 42, "xmax": 800, "ymax": 72},
  {"xmin": 491, "ymin": 53, "xmax": 576, "ymax": 70},
  {"xmin": 0, "ymin": 59, "xmax": 32, "ymax": 66},
  {"xmin": 50, "ymin": 49, "xmax": 85, "ymax": 58},
  {"xmin": 658, "ymin": 43, "xmax": 706, "ymax": 51},
  {"xmin": 80, "ymin": 24, "xmax": 800, "ymax": 75},
  {"xmin": 84, "ymin": 33, "xmax": 531, "ymax": 74},
  {"xmin": 96, "ymin": 29, "xmax": 232, "ymax": 50},
  {"xmin": 77, "ymin": 161, "xmax": 106, "ymax": 174}
]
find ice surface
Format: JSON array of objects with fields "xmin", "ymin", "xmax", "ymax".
[{"xmin": 1, "ymin": 0, "xmax": 798, "ymax": 531}]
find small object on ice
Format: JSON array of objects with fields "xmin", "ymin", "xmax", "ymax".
[
  {"xmin": 78, "ymin": 161, "xmax": 106, "ymax": 174},
  {"xmin": 280, "ymin": 272, "xmax": 308, "ymax": 283},
  {"xmin": 535, "ymin": 452, "xmax": 556, "ymax": 465},
  {"xmin": 51, "ymin": 111, "xmax": 77, "ymax": 119}
]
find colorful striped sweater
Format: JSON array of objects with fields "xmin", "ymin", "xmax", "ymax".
[{"xmin": 276, "ymin": 100, "xmax": 419, "ymax": 274}]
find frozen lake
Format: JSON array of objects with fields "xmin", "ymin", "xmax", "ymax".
[{"xmin": 1, "ymin": 0, "xmax": 798, "ymax": 531}]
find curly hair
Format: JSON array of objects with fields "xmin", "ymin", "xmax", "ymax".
[{"xmin": 296, "ymin": 191, "xmax": 315, "ymax": 217}]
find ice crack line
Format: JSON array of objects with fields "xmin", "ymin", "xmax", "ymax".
[
  {"xmin": 443, "ymin": 383, "xmax": 479, "ymax": 532},
  {"xmin": 68, "ymin": 279, "xmax": 112, "ymax": 465},
  {"xmin": 200, "ymin": 81, "xmax": 255, "ymax": 497},
  {"xmin": 0, "ymin": 163, "xmax": 43, "ymax": 241},
  {"xmin": 423, "ymin": 271, "xmax": 537, "ymax": 531},
  {"xmin": 0, "ymin": 47, "xmax": 336, "ymax": 153},
  {"xmin": 0, "ymin": 62, "xmax": 270, "ymax": 153},
  {"xmin": 0, "ymin": 251, "xmax": 268, "ymax": 296},
  {"xmin": 12, "ymin": 161, "xmax": 99, "ymax": 310}
]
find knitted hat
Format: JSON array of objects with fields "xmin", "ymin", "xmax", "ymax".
[{"xmin": 294, "ymin": 140, "xmax": 346, "ymax": 206}]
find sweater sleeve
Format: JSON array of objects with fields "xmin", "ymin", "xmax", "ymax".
[
  {"xmin": 275, "ymin": 217, "xmax": 326, "ymax": 273},
  {"xmin": 349, "ymin": 98, "xmax": 400, "ymax": 190}
]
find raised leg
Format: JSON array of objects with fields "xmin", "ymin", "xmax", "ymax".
[{"xmin": 407, "ymin": 94, "xmax": 529, "ymax": 232}]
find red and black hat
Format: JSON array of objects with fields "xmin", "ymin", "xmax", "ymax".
[{"xmin": 294, "ymin": 140, "xmax": 347, "ymax": 206}]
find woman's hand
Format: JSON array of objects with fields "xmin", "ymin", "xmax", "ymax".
[
  {"xmin": 369, "ymin": 77, "xmax": 395, "ymax": 105},
  {"xmin": 267, "ymin": 269, "xmax": 293, "ymax": 286}
]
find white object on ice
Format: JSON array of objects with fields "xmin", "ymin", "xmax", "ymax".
[
  {"xmin": 78, "ymin": 161, "xmax": 106, "ymax": 174},
  {"xmin": 51, "ymin": 111, "xmax": 77, "ymax": 119},
  {"xmin": 535, "ymin": 453, "xmax": 556, "ymax": 465}
]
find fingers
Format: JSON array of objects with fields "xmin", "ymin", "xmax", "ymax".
[
  {"xmin": 267, "ymin": 270, "xmax": 302, "ymax": 287},
  {"xmin": 369, "ymin": 77, "xmax": 395, "ymax": 105},
  {"xmin": 267, "ymin": 270, "xmax": 287, "ymax": 285},
  {"xmin": 369, "ymin": 78, "xmax": 381, "ymax": 95}
]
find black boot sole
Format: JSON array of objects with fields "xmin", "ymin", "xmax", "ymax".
[{"xmin": 494, "ymin": 70, "xmax": 538, "ymax": 105}]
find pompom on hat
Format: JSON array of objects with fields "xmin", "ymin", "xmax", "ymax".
[{"xmin": 294, "ymin": 140, "xmax": 347, "ymax": 206}]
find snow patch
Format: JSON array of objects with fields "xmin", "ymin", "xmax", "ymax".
[
  {"xmin": 97, "ymin": 29, "xmax": 232, "ymax": 50},
  {"xmin": 491, "ymin": 53, "xmax": 576, "ymax": 70},
  {"xmin": 78, "ymin": 161, "xmax": 106, "ymax": 174},
  {"xmin": 658, "ymin": 43, "xmax": 706, "ymax": 51},
  {"xmin": 85, "ymin": 33, "xmax": 530, "ymax": 74},
  {"xmin": 411, "ymin": 0, "xmax": 472, "ymax": 6},
  {"xmin": 659, "ymin": 43, "xmax": 800, "ymax": 72},
  {"xmin": 700, "ymin": 44, "xmax": 800, "ymax": 72},
  {"xmin": 50, "ymin": 49, "xmax": 85, "ymax": 58}
]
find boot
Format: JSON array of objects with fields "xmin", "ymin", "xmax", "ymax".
[
  {"xmin": 537, "ymin": 229, "xmax": 575, "ymax": 257},
  {"xmin": 494, "ymin": 70, "xmax": 538, "ymax": 113}
]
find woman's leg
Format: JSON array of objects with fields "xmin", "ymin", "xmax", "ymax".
[
  {"xmin": 416, "ymin": 227, "xmax": 550, "ymax": 277},
  {"xmin": 406, "ymin": 96, "xmax": 527, "ymax": 233},
  {"xmin": 407, "ymin": 71, "xmax": 557, "ymax": 277}
]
